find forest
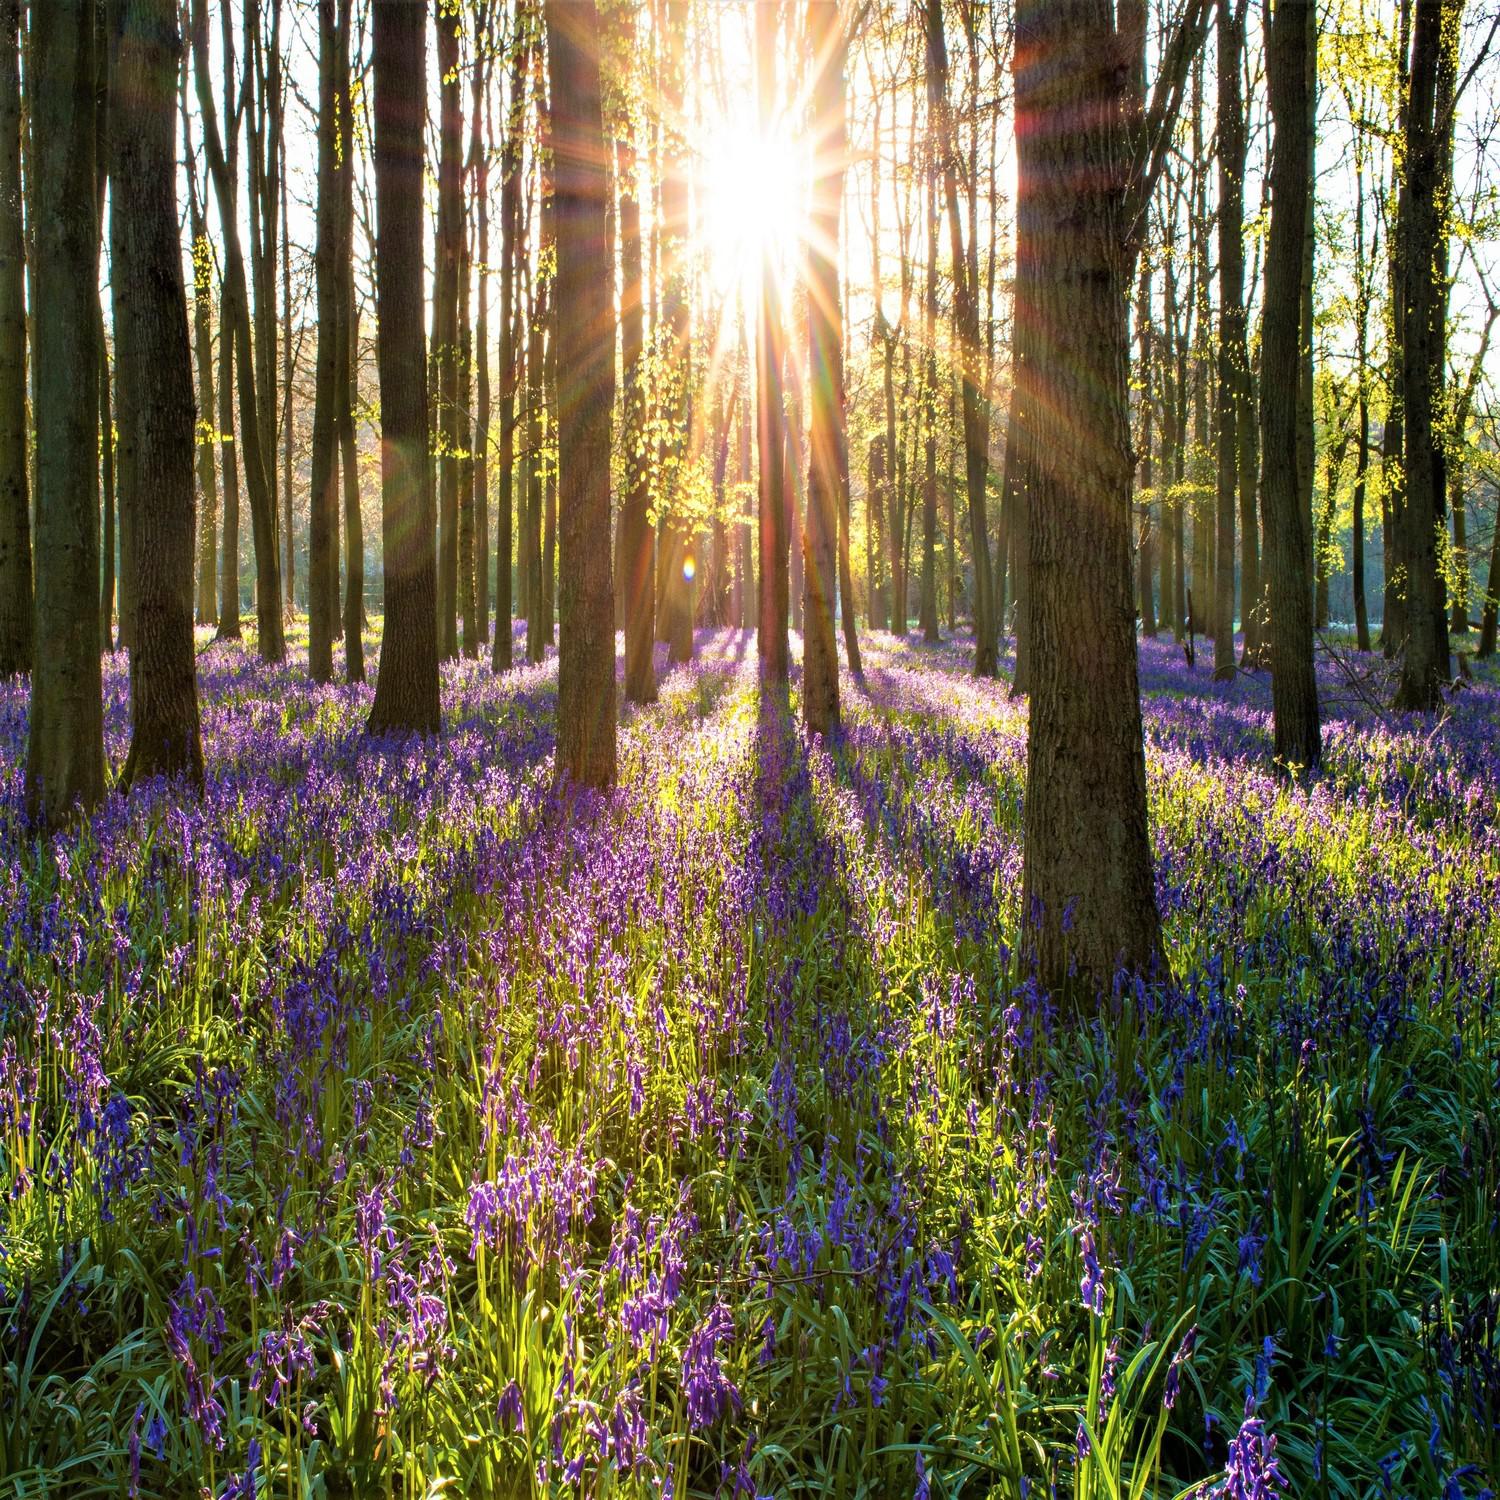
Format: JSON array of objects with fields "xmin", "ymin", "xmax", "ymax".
[{"xmin": 1, "ymin": 0, "xmax": 1498, "ymax": 1496}]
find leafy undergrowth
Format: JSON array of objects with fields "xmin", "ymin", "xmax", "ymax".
[{"xmin": 1, "ymin": 626, "xmax": 1497, "ymax": 1499}]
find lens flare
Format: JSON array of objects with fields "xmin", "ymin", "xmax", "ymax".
[{"xmin": 682, "ymin": 556, "xmax": 697, "ymax": 583}]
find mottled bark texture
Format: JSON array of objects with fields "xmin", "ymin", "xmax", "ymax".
[
  {"xmin": 366, "ymin": 0, "xmax": 439, "ymax": 737},
  {"xmin": 1016, "ymin": 0, "xmax": 1165, "ymax": 995},
  {"xmin": 113, "ymin": 0, "xmax": 203, "ymax": 792},
  {"xmin": 1261, "ymin": 0, "xmax": 1321, "ymax": 770},
  {"xmin": 546, "ymin": 0, "xmax": 616, "ymax": 789},
  {"xmin": 0, "ymin": 0, "xmax": 29, "ymax": 678},
  {"xmin": 26, "ymin": 0, "xmax": 105, "ymax": 825},
  {"xmin": 802, "ymin": 0, "xmax": 843, "ymax": 738}
]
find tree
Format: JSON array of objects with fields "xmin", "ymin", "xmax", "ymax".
[
  {"xmin": 191, "ymin": 0, "xmax": 284, "ymax": 661},
  {"xmin": 491, "ymin": 4, "xmax": 530, "ymax": 675},
  {"xmin": 308, "ymin": 0, "xmax": 342, "ymax": 684},
  {"xmin": 1213, "ymin": 0, "xmax": 1247, "ymax": 680},
  {"xmin": 1261, "ymin": 0, "xmax": 1321, "ymax": 770},
  {"xmin": 1392, "ymin": 0, "xmax": 1459, "ymax": 709},
  {"xmin": 1016, "ymin": 0, "xmax": 1207, "ymax": 993},
  {"xmin": 926, "ymin": 0, "xmax": 998, "ymax": 676},
  {"xmin": 435, "ymin": 0, "xmax": 462, "ymax": 662},
  {"xmin": 802, "ymin": 0, "xmax": 844, "ymax": 738},
  {"xmin": 0, "ymin": 0, "xmax": 29, "ymax": 679},
  {"xmin": 618, "ymin": 122, "xmax": 657, "ymax": 704},
  {"xmin": 546, "ymin": 0, "xmax": 616, "ymax": 789},
  {"xmin": 756, "ymin": 0, "xmax": 789, "ymax": 690},
  {"xmin": 366, "ymin": 0, "xmax": 439, "ymax": 737},
  {"xmin": 26, "ymin": 0, "xmax": 104, "ymax": 825},
  {"xmin": 337, "ymin": 0, "xmax": 363, "ymax": 683},
  {"xmin": 113, "ymin": 0, "xmax": 203, "ymax": 792}
]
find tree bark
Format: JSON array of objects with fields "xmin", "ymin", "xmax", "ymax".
[
  {"xmin": 26, "ymin": 0, "xmax": 104, "ymax": 826},
  {"xmin": 545, "ymin": 0, "xmax": 616, "ymax": 789},
  {"xmin": 1213, "ymin": 0, "xmax": 1246, "ymax": 679},
  {"xmin": 756, "ymin": 0, "xmax": 788, "ymax": 689},
  {"xmin": 0, "ymin": 0, "xmax": 29, "ymax": 678},
  {"xmin": 1261, "ymin": 0, "xmax": 1321, "ymax": 769},
  {"xmin": 191, "ymin": 0, "xmax": 282, "ymax": 660},
  {"xmin": 308, "ymin": 0, "xmax": 340, "ymax": 683},
  {"xmin": 491, "ymin": 4, "xmax": 529, "ymax": 674},
  {"xmin": 366, "ymin": 0, "xmax": 439, "ymax": 736},
  {"xmin": 618, "ymin": 129, "xmax": 656, "ymax": 703},
  {"xmin": 802, "ymin": 0, "xmax": 844, "ymax": 737},
  {"xmin": 1017, "ymin": 0, "xmax": 1164, "ymax": 994},
  {"xmin": 114, "ymin": 0, "xmax": 203, "ymax": 792},
  {"xmin": 1393, "ymin": 0, "xmax": 1458, "ymax": 708}
]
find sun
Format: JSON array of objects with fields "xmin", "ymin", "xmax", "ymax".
[{"xmin": 696, "ymin": 110, "xmax": 808, "ymax": 297}]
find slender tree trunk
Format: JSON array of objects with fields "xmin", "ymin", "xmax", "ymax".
[
  {"xmin": 1017, "ymin": 0, "xmax": 1164, "ymax": 993},
  {"xmin": 803, "ymin": 0, "xmax": 844, "ymax": 736},
  {"xmin": 184, "ymin": 95, "xmax": 218, "ymax": 630},
  {"xmin": 114, "ymin": 0, "xmax": 203, "ymax": 791},
  {"xmin": 366, "ymin": 0, "xmax": 438, "ymax": 736},
  {"xmin": 919, "ymin": 168, "xmax": 939, "ymax": 644},
  {"xmin": 1478, "ymin": 477, "xmax": 1500, "ymax": 657},
  {"xmin": 26, "ymin": 0, "xmax": 104, "ymax": 826},
  {"xmin": 618, "ymin": 131, "xmax": 656, "ymax": 702},
  {"xmin": 472, "ymin": 4, "xmax": 491, "ymax": 646},
  {"xmin": 1214, "ymin": 0, "xmax": 1246, "ymax": 678},
  {"xmin": 192, "ymin": 0, "xmax": 282, "ymax": 660},
  {"xmin": 755, "ymin": 0, "xmax": 788, "ymax": 688},
  {"xmin": 1261, "ymin": 0, "xmax": 1321, "ymax": 769},
  {"xmin": 927, "ymin": 0, "xmax": 997, "ymax": 675},
  {"xmin": 0, "ymin": 0, "xmax": 29, "ymax": 677},
  {"xmin": 545, "ymin": 0, "xmax": 615, "ymax": 788},
  {"xmin": 1136, "ymin": 256, "xmax": 1158, "ymax": 637},
  {"xmin": 459, "ymin": 161, "xmax": 478, "ymax": 658},
  {"xmin": 434, "ymin": 0, "xmax": 461, "ymax": 660},
  {"xmin": 524, "ymin": 273, "xmax": 548, "ymax": 664},
  {"xmin": 308, "ymin": 0, "xmax": 341, "ymax": 683},
  {"xmin": 491, "ymin": 6, "xmax": 529, "ymax": 673},
  {"xmin": 100, "ymin": 333, "xmax": 117, "ymax": 653},
  {"xmin": 1393, "ymin": 0, "xmax": 1457, "ymax": 707}
]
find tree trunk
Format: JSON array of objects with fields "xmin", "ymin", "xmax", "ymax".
[
  {"xmin": 184, "ymin": 83, "xmax": 218, "ymax": 631},
  {"xmin": 524, "ymin": 270, "xmax": 548, "ymax": 664},
  {"xmin": 1261, "ymin": 0, "xmax": 1321, "ymax": 769},
  {"xmin": 308, "ymin": 0, "xmax": 340, "ymax": 683},
  {"xmin": 919, "ymin": 168, "xmax": 939, "ymax": 644},
  {"xmin": 1392, "ymin": 0, "xmax": 1456, "ymax": 709},
  {"xmin": 1136, "ymin": 255, "xmax": 1158, "ymax": 637},
  {"xmin": 926, "ymin": 0, "xmax": 997, "ymax": 676},
  {"xmin": 26, "ymin": 0, "xmax": 104, "ymax": 826},
  {"xmin": 114, "ymin": 0, "xmax": 203, "ymax": 792},
  {"xmin": 0, "ymin": 0, "xmax": 29, "ymax": 678},
  {"xmin": 545, "ymin": 0, "xmax": 615, "ymax": 788},
  {"xmin": 471, "ymin": 3, "xmax": 491, "ymax": 646},
  {"xmin": 433, "ymin": 0, "xmax": 461, "ymax": 660},
  {"xmin": 366, "ymin": 0, "xmax": 439, "ymax": 736},
  {"xmin": 337, "ymin": 0, "xmax": 362, "ymax": 682},
  {"xmin": 803, "ymin": 0, "xmax": 843, "ymax": 737},
  {"xmin": 191, "ymin": 0, "xmax": 282, "ymax": 661},
  {"xmin": 459, "ymin": 151, "xmax": 478, "ymax": 658},
  {"xmin": 491, "ymin": 7, "xmax": 529, "ymax": 673},
  {"xmin": 618, "ymin": 131, "xmax": 656, "ymax": 702},
  {"xmin": 1213, "ymin": 0, "xmax": 1245, "ymax": 679},
  {"xmin": 1017, "ymin": 0, "xmax": 1164, "ymax": 993},
  {"xmin": 755, "ymin": 0, "xmax": 788, "ymax": 688}
]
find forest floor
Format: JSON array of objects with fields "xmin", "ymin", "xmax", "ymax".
[{"xmin": 0, "ymin": 624, "xmax": 1497, "ymax": 1499}]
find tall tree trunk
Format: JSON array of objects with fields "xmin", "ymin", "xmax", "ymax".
[
  {"xmin": 336, "ymin": 0, "xmax": 362, "ymax": 682},
  {"xmin": 366, "ymin": 0, "xmax": 439, "ymax": 736},
  {"xmin": 1478, "ymin": 479, "xmax": 1500, "ymax": 657},
  {"xmin": 191, "ymin": 0, "xmax": 282, "ymax": 660},
  {"xmin": 756, "ymin": 0, "xmax": 788, "ymax": 688},
  {"xmin": 491, "ymin": 5, "xmax": 529, "ymax": 673},
  {"xmin": 618, "ymin": 131, "xmax": 656, "ymax": 702},
  {"xmin": 1017, "ymin": 0, "xmax": 1164, "ymax": 994},
  {"xmin": 0, "ymin": 0, "xmax": 29, "ymax": 677},
  {"xmin": 803, "ymin": 0, "xmax": 844, "ymax": 737},
  {"xmin": 472, "ymin": 2, "xmax": 491, "ymax": 646},
  {"xmin": 184, "ymin": 81, "xmax": 218, "ymax": 631},
  {"xmin": 1393, "ymin": 0, "xmax": 1458, "ymax": 707},
  {"xmin": 545, "ymin": 0, "xmax": 615, "ymax": 788},
  {"xmin": 926, "ymin": 0, "xmax": 997, "ymax": 676},
  {"xmin": 1136, "ymin": 255, "xmax": 1158, "ymax": 637},
  {"xmin": 1213, "ymin": 0, "xmax": 1246, "ymax": 678},
  {"xmin": 524, "ymin": 270, "xmax": 548, "ymax": 664},
  {"xmin": 1261, "ymin": 0, "xmax": 1321, "ymax": 769},
  {"xmin": 919, "ymin": 165, "xmax": 939, "ymax": 644},
  {"xmin": 308, "ymin": 0, "xmax": 340, "ymax": 683},
  {"xmin": 26, "ymin": 0, "xmax": 104, "ymax": 826},
  {"xmin": 434, "ymin": 0, "xmax": 461, "ymax": 660},
  {"xmin": 114, "ymin": 0, "xmax": 203, "ymax": 791},
  {"xmin": 459, "ymin": 156, "xmax": 478, "ymax": 658}
]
